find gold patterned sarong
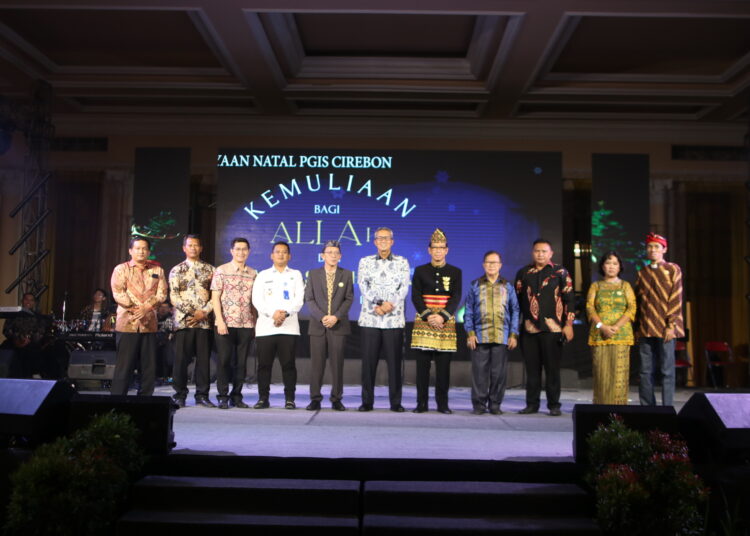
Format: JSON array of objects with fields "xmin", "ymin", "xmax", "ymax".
[
  {"xmin": 592, "ymin": 344, "xmax": 630, "ymax": 404},
  {"xmin": 411, "ymin": 314, "xmax": 457, "ymax": 352}
]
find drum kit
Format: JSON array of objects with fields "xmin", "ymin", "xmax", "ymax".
[{"xmin": 54, "ymin": 316, "xmax": 116, "ymax": 351}]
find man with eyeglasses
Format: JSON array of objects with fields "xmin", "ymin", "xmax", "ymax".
[
  {"xmin": 357, "ymin": 227, "xmax": 411, "ymax": 412},
  {"xmin": 211, "ymin": 237, "xmax": 257, "ymax": 409},
  {"xmin": 464, "ymin": 250, "xmax": 520, "ymax": 415},
  {"xmin": 304, "ymin": 240, "xmax": 354, "ymax": 411},
  {"xmin": 410, "ymin": 229, "xmax": 462, "ymax": 414}
]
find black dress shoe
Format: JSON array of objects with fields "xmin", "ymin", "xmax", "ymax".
[
  {"xmin": 412, "ymin": 405, "xmax": 428, "ymax": 413},
  {"xmin": 195, "ymin": 398, "xmax": 216, "ymax": 408},
  {"xmin": 285, "ymin": 400, "xmax": 296, "ymax": 410},
  {"xmin": 230, "ymin": 400, "xmax": 249, "ymax": 409},
  {"xmin": 218, "ymin": 400, "xmax": 229, "ymax": 409},
  {"xmin": 253, "ymin": 398, "xmax": 270, "ymax": 409},
  {"xmin": 331, "ymin": 401, "xmax": 346, "ymax": 411},
  {"xmin": 358, "ymin": 404, "xmax": 373, "ymax": 412},
  {"xmin": 471, "ymin": 406, "xmax": 486, "ymax": 415},
  {"xmin": 518, "ymin": 406, "xmax": 539, "ymax": 414},
  {"xmin": 390, "ymin": 405, "xmax": 405, "ymax": 413},
  {"xmin": 173, "ymin": 398, "xmax": 186, "ymax": 408},
  {"xmin": 549, "ymin": 408, "xmax": 562, "ymax": 416},
  {"xmin": 306, "ymin": 400, "xmax": 321, "ymax": 411},
  {"xmin": 489, "ymin": 405, "xmax": 502, "ymax": 415},
  {"xmin": 437, "ymin": 407, "xmax": 452, "ymax": 414}
]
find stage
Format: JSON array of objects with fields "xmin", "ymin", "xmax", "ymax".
[{"xmin": 139, "ymin": 384, "xmax": 695, "ymax": 462}]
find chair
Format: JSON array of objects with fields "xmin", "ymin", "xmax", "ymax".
[
  {"xmin": 674, "ymin": 340, "xmax": 690, "ymax": 387},
  {"xmin": 705, "ymin": 341, "xmax": 733, "ymax": 388}
]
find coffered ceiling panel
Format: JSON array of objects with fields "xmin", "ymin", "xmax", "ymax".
[
  {"xmin": 546, "ymin": 16, "xmax": 750, "ymax": 80},
  {"xmin": 0, "ymin": 9, "xmax": 223, "ymax": 70},
  {"xmin": 294, "ymin": 14, "xmax": 475, "ymax": 57},
  {"xmin": 0, "ymin": 0, "xmax": 748, "ymax": 129}
]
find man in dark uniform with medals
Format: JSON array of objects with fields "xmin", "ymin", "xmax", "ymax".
[{"xmin": 410, "ymin": 228, "xmax": 462, "ymax": 414}]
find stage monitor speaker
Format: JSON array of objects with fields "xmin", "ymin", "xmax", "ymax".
[
  {"xmin": 0, "ymin": 379, "xmax": 75, "ymax": 446},
  {"xmin": 678, "ymin": 392, "xmax": 750, "ymax": 464},
  {"xmin": 573, "ymin": 403, "xmax": 678, "ymax": 464},
  {"xmin": 67, "ymin": 350, "xmax": 116, "ymax": 380},
  {"xmin": 69, "ymin": 394, "xmax": 176, "ymax": 457}
]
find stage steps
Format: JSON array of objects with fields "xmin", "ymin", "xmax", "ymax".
[
  {"xmin": 117, "ymin": 475, "xmax": 361, "ymax": 535},
  {"xmin": 118, "ymin": 476, "xmax": 599, "ymax": 535},
  {"xmin": 361, "ymin": 480, "xmax": 599, "ymax": 535}
]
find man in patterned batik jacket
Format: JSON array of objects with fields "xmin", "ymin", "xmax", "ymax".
[
  {"xmin": 636, "ymin": 232, "xmax": 684, "ymax": 407},
  {"xmin": 169, "ymin": 234, "xmax": 216, "ymax": 408},
  {"xmin": 110, "ymin": 237, "xmax": 168, "ymax": 396},
  {"xmin": 357, "ymin": 227, "xmax": 411, "ymax": 412},
  {"xmin": 464, "ymin": 250, "xmax": 520, "ymax": 415},
  {"xmin": 514, "ymin": 239, "xmax": 575, "ymax": 416},
  {"xmin": 211, "ymin": 237, "xmax": 257, "ymax": 409}
]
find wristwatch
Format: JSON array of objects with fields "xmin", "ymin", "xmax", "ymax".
[{"xmin": 595, "ymin": 322, "xmax": 603, "ymax": 329}]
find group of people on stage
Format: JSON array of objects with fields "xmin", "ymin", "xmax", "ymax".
[
  {"xmin": 3, "ymin": 227, "xmax": 682, "ymax": 414},
  {"xmin": 105, "ymin": 227, "xmax": 682, "ymax": 414}
]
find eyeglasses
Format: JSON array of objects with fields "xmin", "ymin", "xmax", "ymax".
[{"xmin": 374, "ymin": 236, "xmax": 392, "ymax": 241}]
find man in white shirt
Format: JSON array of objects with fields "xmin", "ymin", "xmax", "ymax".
[{"xmin": 251, "ymin": 241, "xmax": 305, "ymax": 409}]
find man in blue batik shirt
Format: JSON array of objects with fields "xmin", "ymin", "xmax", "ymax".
[{"xmin": 464, "ymin": 250, "xmax": 520, "ymax": 415}]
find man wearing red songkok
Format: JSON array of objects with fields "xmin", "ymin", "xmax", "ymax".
[{"xmin": 636, "ymin": 232, "xmax": 684, "ymax": 406}]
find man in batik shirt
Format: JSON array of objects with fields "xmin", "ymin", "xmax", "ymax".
[
  {"xmin": 464, "ymin": 251, "xmax": 520, "ymax": 415},
  {"xmin": 110, "ymin": 237, "xmax": 168, "ymax": 396},
  {"xmin": 211, "ymin": 237, "xmax": 257, "ymax": 409},
  {"xmin": 357, "ymin": 227, "xmax": 411, "ymax": 412},
  {"xmin": 410, "ymin": 228, "xmax": 461, "ymax": 414},
  {"xmin": 169, "ymin": 234, "xmax": 215, "ymax": 408},
  {"xmin": 514, "ymin": 239, "xmax": 575, "ymax": 416},
  {"xmin": 636, "ymin": 232, "xmax": 684, "ymax": 407}
]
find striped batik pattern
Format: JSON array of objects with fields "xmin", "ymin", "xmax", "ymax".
[{"xmin": 635, "ymin": 261, "xmax": 684, "ymax": 339}]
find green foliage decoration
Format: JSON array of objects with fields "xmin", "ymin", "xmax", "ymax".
[
  {"xmin": 130, "ymin": 210, "xmax": 180, "ymax": 259},
  {"xmin": 586, "ymin": 415, "xmax": 709, "ymax": 536},
  {"xmin": 4, "ymin": 411, "xmax": 146, "ymax": 536},
  {"xmin": 591, "ymin": 200, "xmax": 644, "ymax": 270}
]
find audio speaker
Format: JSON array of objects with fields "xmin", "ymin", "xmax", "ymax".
[
  {"xmin": 0, "ymin": 379, "xmax": 75, "ymax": 446},
  {"xmin": 69, "ymin": 394, "xmax": 176, "ymax": 456},
  {"xmin": 573, "ymin": 403, "xmax": 678, "ymax": 464},
  {"xmin": 678, "ymin": 392, "xmax": 750, "ymax": 463},
  {"xmin": 67, "ymin": 350, "xmax": 116, "ymax": 380}
]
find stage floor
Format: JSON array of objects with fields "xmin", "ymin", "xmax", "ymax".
[{"xmin": 142, "ymin": 384, "xmax": 695, "ymax": 462}]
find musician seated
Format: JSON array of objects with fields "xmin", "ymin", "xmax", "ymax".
[
  {"xmin": 1, "ymin": 292, "xmax": 58, "ymax": 379},
  {"xmin": 78, "ymin": 288, "xmax": 116, "ymax": 332}
]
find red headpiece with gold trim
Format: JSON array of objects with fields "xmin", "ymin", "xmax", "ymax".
[{"xmin": 645, "ymin": 232, "xmax": 667, "ymax": 248}]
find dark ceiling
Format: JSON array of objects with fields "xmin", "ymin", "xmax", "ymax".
[{"xmin": 0, "ymin": 0, "xmax": 748, "ymax": 127}]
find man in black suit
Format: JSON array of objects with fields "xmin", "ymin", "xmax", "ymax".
[{"xmin": 304, "ymin": 240, "xmax": 354, "ymax": 411}]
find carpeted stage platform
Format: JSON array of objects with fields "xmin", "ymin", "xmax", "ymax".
[{"xmin": 153, "ymin": 384, "xmax": 693, "ymax": 462}]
